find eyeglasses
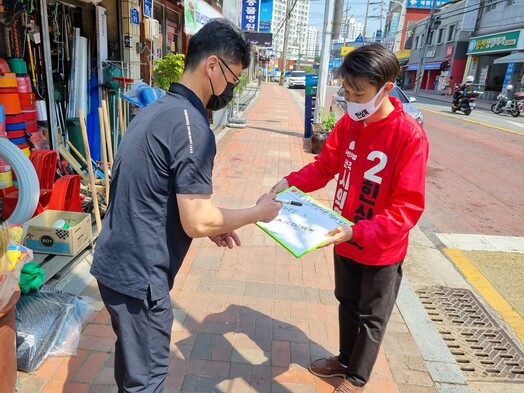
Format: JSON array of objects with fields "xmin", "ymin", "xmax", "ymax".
[{"xmin": 218, "ymin": 57, "xmax": 241, "ymax": 88}]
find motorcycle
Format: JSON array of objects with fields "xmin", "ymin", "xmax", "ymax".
[
  {"xmin": 490, "ymin": 86, "xmax": 522, "ymax": 117},
  {"xmin": 451, "ymin": 91, "xmax": 481, "ymax": 116}
]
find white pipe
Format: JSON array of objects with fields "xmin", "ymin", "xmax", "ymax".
[{"xmin": 0, "ymin": 139, "xmax": 39, "ymax": 223}]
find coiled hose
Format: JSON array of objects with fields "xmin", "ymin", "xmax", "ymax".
[{"xmin": 0, "ymin": 138, "xmax": 39, "ymax": 223}]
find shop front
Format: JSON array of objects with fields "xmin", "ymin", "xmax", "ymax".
[{"xmin": 466, "ymin": 29, "xmax": 524, "ymax": 100}]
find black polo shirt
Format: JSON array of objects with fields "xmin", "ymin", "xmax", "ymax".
[{"xmin": 90, "ymin": 83, "xmax": 215, "ymax": 301}]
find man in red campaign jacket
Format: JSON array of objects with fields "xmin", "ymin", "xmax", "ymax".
[{"xmin": 271, "ymin": 43, "xmax": 429, "ymax": 393}]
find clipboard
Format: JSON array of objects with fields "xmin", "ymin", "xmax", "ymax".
[{"xmin": 256, "ymin": 186, "xmax": 353, "ymax": 258}]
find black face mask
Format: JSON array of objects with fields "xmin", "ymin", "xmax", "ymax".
[{"xmin": 206, "ymin": 79, "xmax": 235, "ymax": 111}]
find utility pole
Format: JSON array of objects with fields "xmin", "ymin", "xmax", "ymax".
[
  {"xmin": 279, "ymin": 0, "xmax": 293, "ymax": 86},
  {"xmin": 414, "ymin": 0, "xmax": 439, "ymax": 94},
  {"xmin": 314, "ymin": 0, "xmax": 335, "ymax": 121},
  {"xmin": 363, "ymin": 0, "xmax": 370, "ymax": 42}
]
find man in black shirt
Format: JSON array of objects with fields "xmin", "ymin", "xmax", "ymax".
[{"xmin": 91, "ymin": 19, "xmax": 281, "ymax": 392}]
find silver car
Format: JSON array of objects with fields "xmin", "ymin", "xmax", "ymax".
[{"xmin": 330, "ymin": 85, "xmax": 424, "ymax": 126}]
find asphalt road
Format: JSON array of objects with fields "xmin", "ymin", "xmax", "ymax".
[{"xmin": 418, "ymin": 102, "xmax": 524, "ymax": 237}]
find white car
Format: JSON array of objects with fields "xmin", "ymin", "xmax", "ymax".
[{"xmin": 286, "ymin": 71, "xmax": 306, "ymax": 89}]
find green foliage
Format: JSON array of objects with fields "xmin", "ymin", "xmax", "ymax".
[
  {"xmin": 301, "ymin": 65, "xmax": 314, "ymax": 74},
  {"xmin": 228, "ymin": 73, "xmax": 249, "ymax": 108},
  {"xmin": 320, "ymin": 110, "xmax": 336, "ymax": 133},
  {"xmin": 154, "ymin": 53, "xmax": 185, "ymax": 90}
]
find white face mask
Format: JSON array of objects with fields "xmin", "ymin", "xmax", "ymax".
[{"xmin": 346, "ymin": 84, "xmax": 387, "ymax": 121}]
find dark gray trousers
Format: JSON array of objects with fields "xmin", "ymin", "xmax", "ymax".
[
  {"xmin": 334, "ymin": 254, "xmax": 403, "ymax": 387},
  {"xmin": 98, "ymin": 282, "xmax": 174, "ymax": 393}
]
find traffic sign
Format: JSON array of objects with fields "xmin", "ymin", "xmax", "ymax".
[{"xmin": 355, "ymin": 33, "xmax": 364, "ymax": 43}]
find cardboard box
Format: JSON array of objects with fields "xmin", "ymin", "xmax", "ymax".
[{"xmin": 24, "ymin": 210, "xmax": 92, "ymax": 256}]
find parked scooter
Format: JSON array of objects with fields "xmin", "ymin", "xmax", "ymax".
[{"xmin": 490, "ymin": 85, "xmax": 521, "ymax": 117}]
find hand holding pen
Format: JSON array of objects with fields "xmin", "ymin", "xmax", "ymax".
[{"xmin": 275, "ymin": 199, "xmax": 303, "ymax": 206}]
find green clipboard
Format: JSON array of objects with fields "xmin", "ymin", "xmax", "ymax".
[{"xmin": 256, "ymin": 186, "xmax": 353, "ymax": 257}]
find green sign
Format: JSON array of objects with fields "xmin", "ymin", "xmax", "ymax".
[{"xmin": 467, "ymin": 30, "xmax": 521, "ymax": 54}]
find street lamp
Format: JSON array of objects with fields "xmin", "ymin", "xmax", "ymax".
[{"xmin": 414, "ymin": 0, "xmax": 440, "ymax": 94}]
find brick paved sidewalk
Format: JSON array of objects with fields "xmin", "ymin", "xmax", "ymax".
[{"xmin": 16, "ymin": 82, "xmax": 441, "ymax": 393}]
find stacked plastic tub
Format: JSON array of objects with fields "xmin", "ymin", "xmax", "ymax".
[
  {"xmin": 0, "ymin": 103, "xmax": 13, "ymax": 216},
  {"xmin": 7, "ymin": 58, "xmax": 34, "ymax": 157},
  {"xmin": 0, "ymin": 61, "xmax": 31, "ymax": 157}
]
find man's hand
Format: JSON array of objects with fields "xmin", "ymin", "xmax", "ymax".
[
  {"xmin": 255, "ymin": 193, "xmax": 281, "ymax": 222},
  {"xmin": 209, "ymin": 231, "xmax": 241, "ymax": 248},
  {"xmin": 270, "ymin": 178, "xmax": 289, "ymax": 194},
  {"xmin": 320, "ymin": 225, "xmax": 354, "ymax": 248}
]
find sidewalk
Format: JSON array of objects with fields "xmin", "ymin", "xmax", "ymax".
[{"xmin": 16, "ymin": 82, "xmax": 468, "ymax": 393}]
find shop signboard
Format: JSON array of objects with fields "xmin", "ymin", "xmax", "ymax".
[
  {"xmin": 467, "ymin": 30, "xmax": 523, "ymax": 54},
  {"xmin": 406, "ymin": 0, "xmax": 451, "ymax": 9},
  {"xmin": 461, "ymin": 0, "xmax": 479, "ymax": 32},
  {"xmin": 143, "ymin": 0, "xmax": 152, "ymax": 18},
  {"xmin": 131, "ymin": 7, "xmax": 140, "ymax": 25},
  {"xmin": 241, "ymin": 0, "xmax": 259, "ymax": 32},
  {"xmin": 503, "ymin": 63, "xmax": 515, "ymax": 88},
  {"xmin": 388, "ymin": 12, "xmax": 400, "ymax": 39},
  {"xmin": 259, "ymin": 0, "xmax": 273, "ymax": 32}
]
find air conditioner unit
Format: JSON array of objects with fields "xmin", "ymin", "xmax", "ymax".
[{"xmin": 144, "ymin": 18, "xmax": 160, "ymax": 40}]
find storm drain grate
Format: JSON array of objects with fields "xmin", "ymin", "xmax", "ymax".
[{"xmin": 416, "ymin": 286, "xmax": 524, "ymax": 382}]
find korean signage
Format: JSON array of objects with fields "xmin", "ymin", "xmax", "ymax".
[
  {"xmin": 131, "ymin": 7, "xmax": 140, "ymax": 24},
  {"xmin": 388, "ymin": 12, "xmax": 400, "ymax": 39},
  {"xmin": 143, "ymin": 0, "xmax": 152, "ymax": 18},
  {"xmin": 467, "ymin": 30, "xmax": 522, "ymax": 54},
  {"xmin": 184, "ymin": 0, "xmax": 223, "ymax": 35},
  {"xmin": 461, "ymin": 0, "xmax": 479, "ymax": 32},
  {"xmin": 503, "ymin": 63, "xmax": 515, "ymax": 88},
  {"xmin": 329, "ymin": 58, "xmax": 343, "ymax": 70},
  {"xmin": 406, "ymin": 0, "xmax": 451, "ymax": 9},
  {"xmin": 259, "ymin": 0, "xmax": 273, "ymax": 33},
  {"xmin": 241, "ymin": 0, "xmax": 259, "ymax": 32}
]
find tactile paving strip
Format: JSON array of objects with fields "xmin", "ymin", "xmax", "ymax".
[{"xmin": 416, "ymin": 287, "xmax": 524, "ymax": 381}]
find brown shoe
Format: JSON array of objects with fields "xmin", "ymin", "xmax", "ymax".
[
  {"xmin": 308, "ymin": 356, "xmax": 347, "ymax": 378},
  {"xmin": 333, "ymin": 379, "xmax": 365, "ymax": 393}
]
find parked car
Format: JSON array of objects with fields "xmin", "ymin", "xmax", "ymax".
[
  {"xmin": 286, "ymin": 70, "xmax": 306, "ymax": 89},
  {"xmin": 330, "ymin": 85, "xmax": 424, "ymax": 126}
]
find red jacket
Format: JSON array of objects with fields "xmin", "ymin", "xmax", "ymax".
[{"xmin": 286, "ymin": 97, "xmax": 429, "ymax": 265}]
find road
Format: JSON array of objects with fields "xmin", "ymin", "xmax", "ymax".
[{"xmin": 416, "ymin": 98, "xmax": 524, "ymax": 237}]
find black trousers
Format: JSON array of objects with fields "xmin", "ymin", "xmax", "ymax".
[
  {"xmin": 98, "ymin": 282, "xmax": 174, "ymax": 393},
  {"xmin": 334, "ymin": 254, "xmax": 403, "ymax": 387}
]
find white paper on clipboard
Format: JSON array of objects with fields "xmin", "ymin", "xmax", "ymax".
[{"xmin": 256, "ymin": 186, "xmax": 353, "ymax": 257}]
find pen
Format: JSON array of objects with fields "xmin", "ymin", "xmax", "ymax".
[{"xmin": 275, "ymin": 199, "xmax": 303, "ymax": 206}]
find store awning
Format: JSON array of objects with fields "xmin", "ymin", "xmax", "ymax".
[{"xmin": 494, "ymin": 52, "xmax": 524, "ymax": 64}]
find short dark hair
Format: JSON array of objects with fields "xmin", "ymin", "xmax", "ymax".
[
  {"xmin": 185, "ymin": 18, "xmax": 251, "ymax": 70},
  {"xmin": 337, "ymin": 43, "xmax": 400, "ymax": 90}
]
